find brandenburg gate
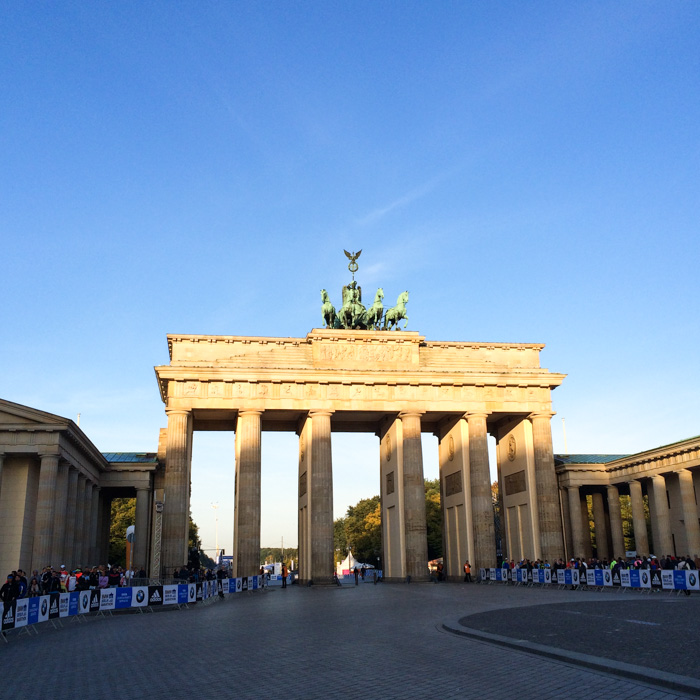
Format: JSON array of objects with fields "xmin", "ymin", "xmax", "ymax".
[
  {"xmin": 153, "ymin": 252, "xmax": 565, "ymax": 582},
  {"xmin": 154, "ymin": 335, "xmax": 566, "ymax": 583}
]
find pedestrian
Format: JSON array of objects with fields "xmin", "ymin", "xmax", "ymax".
[
  {"xmin": 463, "ymin": 560, "xmax": 472, "ymax": 583},
  {"xmin": 353, "ymin": 566, "xmax": 359, "ymax": 585},
  {"xmin": 281, "ymin": 562, "xmax": 288, "ymax": 589}
]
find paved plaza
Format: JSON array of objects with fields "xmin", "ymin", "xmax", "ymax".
[{"xmin": 2, "ymin": 582, "xmax": 699, "ymax": 699}]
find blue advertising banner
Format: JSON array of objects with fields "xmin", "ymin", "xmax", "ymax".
[{"xmin": 115, "ymin": 588, "xmax": 132, "ymax": 609}]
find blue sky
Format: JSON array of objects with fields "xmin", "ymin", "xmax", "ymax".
[{"xmin": 2, "ymin": 3, "xmax": 698, "ymax": 556}]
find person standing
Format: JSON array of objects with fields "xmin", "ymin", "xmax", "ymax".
[
  {"xmin": 281, "ymin": 562, "xmax": 288, "ymax": 589},
  {"xmin": 353, "ymin": 566, "xmax": 359, "ymax": 585},
  {"xmin": 463, "ymin": 560, "xmax": 472, "ymax": 583}
]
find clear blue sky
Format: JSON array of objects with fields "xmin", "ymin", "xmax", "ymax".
[{"xmin": 2, "ymin": 3, "xmax": 698, "ymax": 557}]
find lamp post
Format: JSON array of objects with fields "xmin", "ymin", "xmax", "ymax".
[{"xmin": 211, "ymin": 503, "xmax": 219, "ymax": 563}]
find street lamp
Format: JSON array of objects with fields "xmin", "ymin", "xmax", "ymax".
[{"xmin": 211, "ymin": 502, "xmax": 219, "ymax": 562}]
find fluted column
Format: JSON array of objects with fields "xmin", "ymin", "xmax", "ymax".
[
  {"xmin": 650, "ymin": 474, "xmax": 673, "ymax": 556},
  {"xmin": 32, "ymin": 453, "xmax": 60, "ymax": 569},
  {"xmin": 468, "ymin": 412, "xmax": 494, "ymax": 572},
  {"xmin": 678, "ymin": 469, "xmax": 700, "ymax": 556},
  {"xmin": 162, "ymin": 409, "xmax": 192, "ymax": 575},
  {"xmin": 400, "ymin": 411, "xmax": 428, "ymax": 581},
  {"xmin": 64, "ymin": 468, "xmax": 79, "ymax": 566},
  {"xmin": 568, "ymin": 486, "xmax": 587, "ymax": 558},
  {"xmin": 89, "ymin": 486, "xmax": 100, "ymax": 565},
  {"xmin": 74, "ymin": 475, "xmax": 86, "ymax": 566},
  {"xmin": 607, "ymin": 484, "xmax": 625, "ymax": 559},
  {"xmin": 0, "ymin": 452, "xmax": 4, "ymax": 501},
  {"xmin": 628, "ymin": 480, "xmax": 649, "ymax": 556},
  {"xmin": 591, "ymin": 491, "xmax": 609, "ymax": 560},
  {"xmin": 133, "ymin": 486, "xmax": 151, "ymax": 573},
  {"xmin": 234, "ymin": 410, "xmax": 263, "ymax": 577},
  {"xmin": 530, "ymin": 412, "xmax": 564, "ymax": 562},
  {"xmin": 309, "ymin": 410, "xmax": 334, "ymax": 583},
  {"xmin": 51, "ymin": 461, "xmax": 69, "ymax": 567},
  {"xmin": 82, "ymin": 481, "xmax": 94, "ymax": 566}
]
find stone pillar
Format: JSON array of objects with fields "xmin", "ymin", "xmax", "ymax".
[
  {"xmin": 89, "ymin": 486, "xmax": 100, "ymax": 565},
  {"xmin": 607, "ymin": 484, "xmax": 625, "ymax": 559},
  {"xmin": 74, "ymin": 475, "xmax": 86, "ymax": 566},
  {"xmin": 591, "ymin": 491, "xmax": 609, "ymax": 560},
  {"xmin": 64, "ymin": 468, "xmax": 79, "ymax": 566},
  {"xmin": 400, "ymin": 411, "xmax": 429, "ymax": 581},
  {"xmin": 162, "ymin": 409, "xmax": 192, "ymax": 576},
  {"xmin": 309, "ymin": 410, "xmax": 334, "ymax": 584},
  {"xmin": 530, "ymin": 412, "xmax": 564, "ymax": 562},
  {"xmin": 678, "ymin": 469, "xmax": 700, "ymax": 557},
  {"xmin": 467, "ymin": 412, "xmax": 495, "ymax": 573},
  {"xmin": 233, "ymin": 410, "xmax": 262, "ymax": 578},
  {"xmin": 32, "ymin": 453, "xmax": 60, "ymax": 569},
  {"xmin": 82, "ymin": 481, "xmax": 94, "ymax": 566},
  {"xmin": 134, "ymin": 486, "xmax": 151, "ymax": 573},
  {"xmin": 628, "ymin": 480, "xmax": 649, "ymax": 556},
  {"xmin": 51, "ymin": 461, "xmax": 69, "ymax": 567},
  {"xmin": 580, "ymin": 493, "xmax": 593, "ymax": 560},
  {"xmin": 560, "ymin": 487, "xmax": 573, "ymax": 561},
  {"xmin": 650, "ymin": 474, "xmax": 673, "ymax": 556},
  {"xmin": 0, "ymin": 452, "xmax": 4, "ymax": 501},
  {"xmin": 567, "ymin": 486, "xmax": 587, "ymax": 559}
]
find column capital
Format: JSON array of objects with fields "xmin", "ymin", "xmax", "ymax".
[
  {"xmin": 464, "ymin": 411, "xmax": 491, "ymax": 421},
  {"xmin": 529, "ymin": 411, "xmax": 555, "ymax": 421},
  {"xmin": 308, "ymin": 409, "xmax": 334, "ymax": 418},
  {"xmin": 37, "ymin": 450, "xmax": 61, "ymax": 460},
  {"xmin": 238, "ymin": 409, "xmax": 264, "ymax": 417},
  {"xmin": 165, "ymin": 407, "xmax": 191, "ymax": 416},
  {"xmin": 399, "ymin": 410, "xmax": 424, "ymax": 420}
]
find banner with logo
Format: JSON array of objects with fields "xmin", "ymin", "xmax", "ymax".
[
  {"xmin": 115, "ymin": 588, "xmax": 132, "ymax": 609},
  {"xmin": 2, "ymin": 602, "xmax": 16, "ymax": 631},
  {"xmin": 661, "ymin": 570, "xmax": 675, "ymax": 590},
  {"xmin": 37, "ymin": 595, "xmax": 51, "ymax": 623},
  {"xmin": 147, "ymin": 586, "xmax": 164, "ymax": 606},
  {"xmin": 14, "ymin": 599, "xmax": 28, "ymax": 627},
  {"xmin": 686, "ymin": 570, "xmax": 700, "ymax": 591},
  {"xmin": 132, "ymin": 586, "xmax": 148, "ymax": 607},
  {"xmin": 479, "ymin": 568, "xmax": 487, "ymax": 581},
  {"xmin": 163, "ymin": 585, "xmax": 179, "ymax": 605},
  {"xmin": 48, "ymin": 593, "xmax": 61, "ymax": 618}
]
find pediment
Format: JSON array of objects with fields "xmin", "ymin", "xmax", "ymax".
[{"xmin": 0, "ymin": 399, "xmax": 68, "ymax": 427}]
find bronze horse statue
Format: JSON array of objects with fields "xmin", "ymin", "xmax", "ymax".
[{"xmin": 383, "ymin": 290, "xmax": 409, "ymax": 330}]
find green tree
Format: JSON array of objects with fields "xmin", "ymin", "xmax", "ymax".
[
  {"xmin": 425, "ymin": 478, "xmax": 443, "ymax": 560},
  {"xmin": 108, "ymin": 497, "xmax": 135, "ymax": 566}
]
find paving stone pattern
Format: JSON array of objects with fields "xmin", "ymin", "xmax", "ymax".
[{"xmin": 0, "ymin": 583, "xmax": 695, "ymax": 699}]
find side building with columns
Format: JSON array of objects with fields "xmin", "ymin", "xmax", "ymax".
[
  {"xmin": 556, "ymin": 435, "xmax": 700, "ymax": 562},
  {"xmin": 0, "ymin": 398, "xmax": 158, "ymax": 577}
]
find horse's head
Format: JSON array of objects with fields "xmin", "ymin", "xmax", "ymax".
[
  {"xmin": 398, "ymin": 291, "xmax": 409, "ymax": 304},
  {"xmin": 321, "ymin": 289, "xmax": 329, "ymax": 302},
  {"xmin": 376, "ymin": 287, "xmax": 384, "ymax": 301}
]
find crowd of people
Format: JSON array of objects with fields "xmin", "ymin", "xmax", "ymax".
[{"xmin": 503, "ymin": 553, "xmax": 699, "ymax": 575}]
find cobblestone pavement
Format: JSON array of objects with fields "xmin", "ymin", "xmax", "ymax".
[{"xmin": 1, "ymin": 582, "xmax": 697, "ymax": 699}]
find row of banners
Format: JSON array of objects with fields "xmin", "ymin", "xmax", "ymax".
[
  {"xmin": 479, "ymin": 567, "xmax": 699, "ymax": 590},
  {"xmin": 1, "ymin": 576, "xmax": 262, "ymax": 632}
]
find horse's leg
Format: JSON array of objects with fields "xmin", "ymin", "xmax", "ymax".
[{"xmin": 403, "ymin": 312, "xmax": 408, "ymax": 329}]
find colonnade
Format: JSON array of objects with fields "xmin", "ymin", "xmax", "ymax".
[
  {"xmin": 160, "ymin": 408, "xmax": 565, "ymax": 582},
  {"xmin": 563, "ymin": 468, "xmax": 700, "ymax": 560}
]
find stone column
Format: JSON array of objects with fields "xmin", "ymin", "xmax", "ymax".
[
  {"xmin": 64, "ymin": 468, "xmax": 79, "ymax": 566},
  {"xmin": 74, "ymin": 475, "xmax": 86, "ymax": 566},
  {"xmin": 89, "ymin": 486, "xmax": 100, "ymax": 565},
  {"xmin": 591, "ymin": 491, "xmax": 609, "ymax": 560},
  {"xmin": 560, "ymin": 487, "xmax": 573, "ymax": 561},
  {"xmin": 628, "ymin": 480, "xmax": 649, "ymax": 556},
  {"xmin": 162, "ymin": 409, "xmax": 192, "ymax": 576},
  {"xmin": 82, "ymin": 481, "xmax": 94, "ymax": 566},
  {"xmin": 233, "ymin": 410, "xmax": 262, "ymax": 578},
  {"xmin": 530, "ymin": 412, "xmax": 564, "ymax": 562},
  {"xmin": 607, "ymin": 484, "xmax": 625, "ymax": 559},
  {"xmin": 677, "ymin": 469, "xmax": 700, "ymax": 557},
  {"xmin": 0, "ymin": 452, "xmax": 4, "ymax": 501},
  {"xmin": 580, "ymin": 493, "xmax": 593, "ymax": 560},
  {"xmin": 567, "ymin": 486, "xmax": 587, "ymax": 559},
  {"xmin": 400, "ymin": 411, "xmax": 429, "ymax": 582},
  {"xmin": 134, "ymin": 486, "xmax": 151, "ymax": 573},
  {"xmin": 467, "ymin": 412, "xmax": 495, "ymax": 572},
  {"xmin": 650, "ymin": 474, "xmax": 673, "ymax": 556},
  {"xmin": 32, "ymin": 453, "xmax": 60, "ymax": 569},
  {"xmin": 309, "ymin": 410, "xmax": 334, "ymax": 584},
  {"xmin": 51, "ymin": 461, "xmax": 69, "ymax": 567}
]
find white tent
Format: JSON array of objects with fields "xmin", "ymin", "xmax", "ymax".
[{"xmin": 337, "ymin": 551, "xmax": 375, "ymax": 574}]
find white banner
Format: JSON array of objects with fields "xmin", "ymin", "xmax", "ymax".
[
  {"xmin": 37, "ymin": 595, "xmax": 50, "ymax": 623},
  {"xmin": 14, "ymin": 598, "xmax": 28, "ymax": 627},
  {"xmin": 661, "ymin": 570, "xmax": 675, "ymax": 590},
  {"xmin": 59, "ymin": 592, "xmax": 71, "ymax": 617},
  {"xmin": 100, "ymin": 588, "xmax": 116, "ymax": 610},
  {"xmin": 131, "ymin": 586, "xmax": 149, "ymax": 607},
  {"xmin": 163, "ymin": 585, "xmax": 179, "ymax": 605}
]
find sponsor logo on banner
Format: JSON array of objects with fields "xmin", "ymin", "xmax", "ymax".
[
  {"xmin": 620, "ymin": 570, "xmax": 631, "ymax": 587},
  {"xmin": 587, "ymin": 570, "xmax": 596, "ymax": 586},
  {"xmin": 38, "ymin": 595, "xmax": 50, "ymax": 622},
  {"xmin": 177, "ymin": 585, "xmax": 189, "ymax": 604},
  {"xmin": 49, "ymin": 593, "xmax": 61, "ymax": 618},
  {"xmin": 163, "ymin": 585, "xmax": 178, "ymax": 605},
  {"xmin": 252, "ymin": 576, "xmax": 258, "ymax": 590},
  {"xmin": 100, "ymin": 588, "xmax": 116, "ymax": 610},
  {"xmin": 115, "ymin": 588, "xmax": 132, "ymax": 609},
  {"xmin": 59, "ymin": 593, "xmax": 70, "ymax": 617},
  {"xmin": 242, "ymin": 577, "xmax": 249, "ymax": 591},
  {"xmin": 556, "ymin": 570, "xmax": 565, "ymax": 585},
  {"xmin": 661, "ymin": 570, "xmax": 675, "ymax": 590},
  {"xmin": 14, "ymin": 598, "xmax": 28, "ymax": 627},
  {"xmin": 544, "ymin": 570, "xmax": 551, "ymax": 584},
  {"xmin": 2, "ymin": 602, "xmax": 15, "ymax": 631},
  {"xmin": 89, "ymin": 590, "xmax": 101, "ymax": 612},
  {"xmin": 488, "ymin": 568, "xmax": 496, "ymax": 582},
  {"xmin": 235, "ymin": 578, "xmax": 242, "ymax": 592},
  {"xmin": 650, "ymin": 570, "xmax": 663, "ymax": 588},
  {"xmin": 479, "ymin": 568, "xmax": 486, "ymax": 581},
  {"xmin": 603, "ymin": 570, "xmax": 612, "ymax": 586},
  {"xmin": 639, "ymin": 571, "xmax": 651, "ymax": 588},
  {"xmin": 612, "ymin": 572, "xmax": 621, "ymax": 586},
  {"xmin": 686, "ymin": 571, "xmax": 699, "ymax": 591},
  {"xmin": 222, "ymin": 579, "xmax": 229, "ymax": 594},
  {"xmin": 79, "ymin": 591, "xmax": 90, "ymax": 613},
  {"xmin": 148, "ymin": 586, "xmax": 164, "ymax": 605},
  {"xmin": 68, "ymin": 592, "xmax": 79, "ymax": 616},
  {"xmin": 132, "ymin": 586, "xmax": 148, "ymax": 607},
  {"xmin": 672, "ymin": 571, "xmax": 687, "ymax": 590},
  {"xmin": 572, "ymin": 570, "xmax": 579, "ymax": 585},
  {"xmin": 27, "ymin": 597, "xmax": 39, "ymax": 624},
  {"xmin": 196, "ymin": 583, "xmax": 203, "ymax": 601}
]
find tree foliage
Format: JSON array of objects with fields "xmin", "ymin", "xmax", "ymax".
[{"xmin": 260, "ymin": 547, "xmax": 299, "ymax": 566}]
